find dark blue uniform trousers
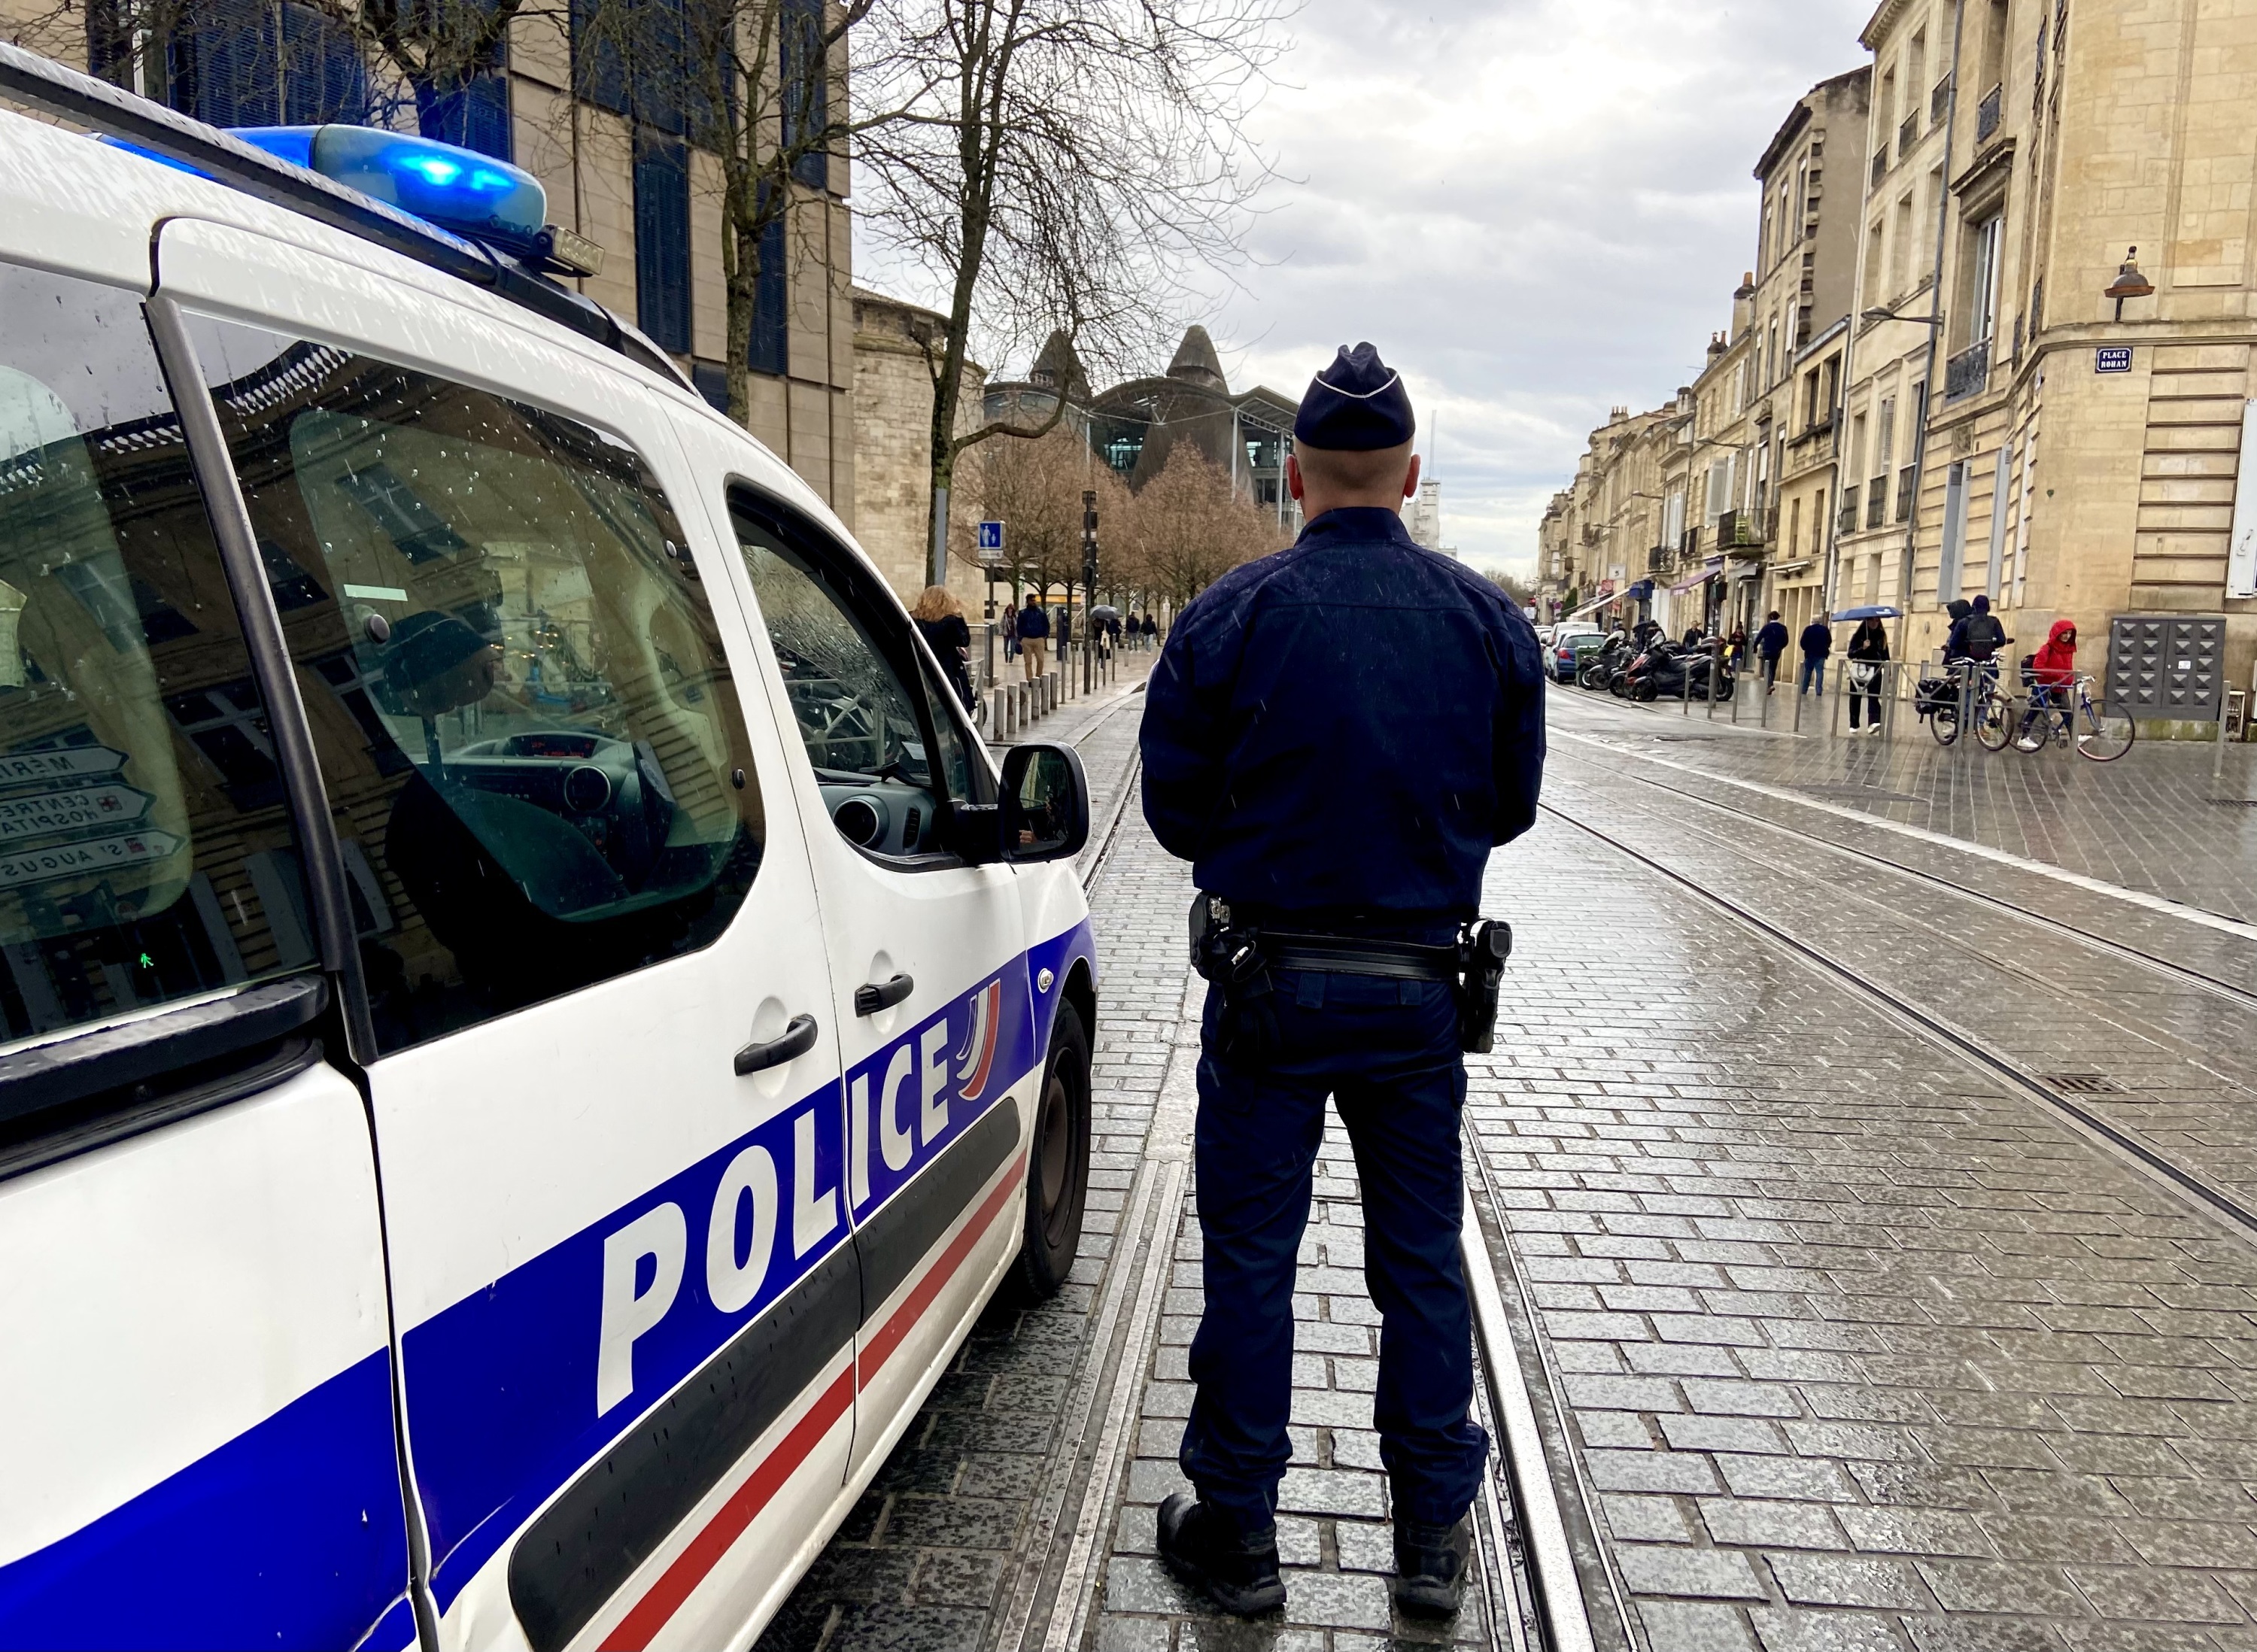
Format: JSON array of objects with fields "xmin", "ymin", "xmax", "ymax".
[{"xmin": 1180, "ymin": 967, "xmax": 1490, "ymax": 1533}]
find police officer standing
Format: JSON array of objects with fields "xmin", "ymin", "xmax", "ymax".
[{"xmin": 1140, "ymin": 344, "xmax": 1546, "ymax": 1619}]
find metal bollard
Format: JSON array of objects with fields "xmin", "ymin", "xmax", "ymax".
[{"xmin": 1681, "ymin": 656, "xmax": 1692, "ymax": 716}]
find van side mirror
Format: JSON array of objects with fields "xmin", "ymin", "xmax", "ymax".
[{"xmin": 999, "ymin": 742, "xmax": 1089, "ymax": 864}]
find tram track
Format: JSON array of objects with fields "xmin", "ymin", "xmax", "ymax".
[
  {"xmin": 1537, "ymin": 797, "xmax": 2257, "ymax": 1256},
  {"xmin": 1552, "ymin": 743, "xmax": 2257, "ymax": 1012}
]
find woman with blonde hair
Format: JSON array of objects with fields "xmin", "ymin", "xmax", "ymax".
[{"xmin": 912, "ymin": 585, "xmax": 974, "ymax": 710}]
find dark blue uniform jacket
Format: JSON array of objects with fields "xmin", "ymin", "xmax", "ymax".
[{"xmin": 1141, "ymin": 507, "xmax": 1546, "ymax": 923}]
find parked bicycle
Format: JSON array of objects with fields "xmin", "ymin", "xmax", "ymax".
[
  {"xmin": 1920, "ymin": 657, "xmax": 2013, "ymax": 749},
  {"xmin": 2014, "ymin": 672, "xmax": 2136, "ymax": 762}
]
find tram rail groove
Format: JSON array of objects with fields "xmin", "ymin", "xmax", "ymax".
[
  {"xmin": 1540, "ymin": 800, "xmax": 2257, "ymax": 1259},
  {"xmin": 1460, "ymin": 1145, "xmax": 1621, "ymax": 1652},
  {"xmin": 1553, "ymin": 745, "xmax": 2257, "ymax": 1013},
  {"xmin": 1549, "ymin": 722, "xmax": 2257, "ymax": 945}
]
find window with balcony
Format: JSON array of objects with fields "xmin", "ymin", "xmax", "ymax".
[{"xmin": 1838, "ymin": 485, "xmax": 1860, "ymax": 536}]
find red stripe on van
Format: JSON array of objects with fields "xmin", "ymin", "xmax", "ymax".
[
  {"xmin": 602, "ymin": 1152, "xmax": 1025, "ymax": 1648},
  {"xmin": 600, "ymin": 1365, "xmax": 854, "ymax": 1651},
  {"xmin": 859, "ymin": 1153, "xmax": 1025, "ymax": 1389}
]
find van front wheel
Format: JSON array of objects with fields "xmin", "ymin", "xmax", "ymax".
[{"xmin": 1007, "ymin": 1002, "xmax": 1091, "ymax": 1303}]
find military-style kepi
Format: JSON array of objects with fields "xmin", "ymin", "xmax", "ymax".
[{"xmin": 1294, "ymin": 342, "xmax": 1415, "ymax": 451}]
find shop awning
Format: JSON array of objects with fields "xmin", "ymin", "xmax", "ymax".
[{"xmin": 1669, "ymin": 568, "xmax": 1721, "ymax": 594}]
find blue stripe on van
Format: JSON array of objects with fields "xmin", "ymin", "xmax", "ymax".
[
  {"xmin": 411, "ymin": 949, "xmax": 1062, "ymax": 1608},
  {"xmin": 0, "ymin": 1349, "xmax": 409, "ymax": 1651}
]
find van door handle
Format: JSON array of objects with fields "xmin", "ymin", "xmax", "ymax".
[
  {"xmin": 735, "ymin": 1013, "xmax": 819, "ymax": 1076},
  {"xmin": 853, "ymin": 973, "xmax": 914, "ymax": 1016}
]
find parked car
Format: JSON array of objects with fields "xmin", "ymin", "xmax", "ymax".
[
  {"xmin": 0, "ymin": 52, "xmax": 1098, "ymax": 1652},
  {"xmin": 1549, "ymin": 630, "xmax": 1605, "ymax": 682}
]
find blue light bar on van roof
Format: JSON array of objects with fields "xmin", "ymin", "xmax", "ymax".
[{"xmin": 230, "ymin": 125, "xmax": 547, "ymax": 254}]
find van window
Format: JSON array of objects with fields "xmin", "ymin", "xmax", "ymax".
[
  {"xmin": 185, "ymin": 319, "xmax": 764, "ymax": 1052},
  {"xmin": 0, "ymin": 265, "xmax": 314, "ymax": 1064},
  {"xmin": 730, "ymin": 493, "xmax": 981, "ymax": 860}
]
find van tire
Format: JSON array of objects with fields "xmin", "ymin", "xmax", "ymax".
[{"xmin": 1007, "ymin": 1003, "xmax": 1090, "ymax": 1304}]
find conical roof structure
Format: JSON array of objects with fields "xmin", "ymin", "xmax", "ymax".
[
  {"xmin": 1030, "ymin": 329, "xmax": 1087, "ymax": 399},
  {"xmin": 1165, "ymin": 326, "xmax": 1227, "ymax": 391}
]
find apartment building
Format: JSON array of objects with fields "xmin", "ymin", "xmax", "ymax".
[
  {"xmin": 1844, "ymin": 0, "xmax": 2257, "ymax": 703},
  {"xmin": 1749, "ymin": 68, "xmax": 1871, "ymax": 639}
]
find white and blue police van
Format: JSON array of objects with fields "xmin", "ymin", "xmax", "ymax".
[{"xmin": 0, "ymin": 44, "xmax": 1097, "ymax": 1651}]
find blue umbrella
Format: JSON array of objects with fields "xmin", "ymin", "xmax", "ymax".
[{"xmin": 1832, "ymin": 604, "xmax": 1903, "ymax": 621}]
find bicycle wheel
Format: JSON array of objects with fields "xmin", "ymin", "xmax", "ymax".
[
  {"xmin": 1929, "ymin": 703, "xmax": 1959, "ymax": 746},
  {"xmin": 1973, "ymin": 690, "xmax": 2014, "ymax": 751},
  {"xmin": 2076, "ymin": 696, "xmax": 2137, "ymax": 762},
  {"xmin": 2010, "ymin": 705, "xmax": 2052, "ymax": 754}
]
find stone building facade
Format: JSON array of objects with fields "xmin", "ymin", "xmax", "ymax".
[
  {"xmin": 1839, "ymin": 0, "xmax": 2257, "ymax": 709},
  {"xmin": 849, "ymin": 287, "xmax": 987, "ymax": 606},
  {"xmin": 1749, "ymin": 68, "xmax": 1871, "ymax": 639}
]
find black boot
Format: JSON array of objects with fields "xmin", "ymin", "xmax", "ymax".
[
  {"xmin": 1392, "ymin": 1515, "xmax": 1472, "ymax": 1617},
  {"xmin": 1156, "ymin": 1492, "xmax": 1286, "ymax": 1616}
]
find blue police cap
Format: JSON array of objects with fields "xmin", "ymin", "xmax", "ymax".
[{"xmin": 1293, "ymin": 343, "xmax": 1415, "ymax": 451}]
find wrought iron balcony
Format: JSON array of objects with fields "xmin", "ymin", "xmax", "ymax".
[
  {"xmin": 1945, "ymin": 336, "xmax": 1992, "ymax": 402},
  {"xmin": 1837, "ymin": 485, "xmax": 1861, "ymax": 536},
  {"xmin": 1898, "ymin": 114, "xmax": 1917, "ymax": 161},
  {"xmin": 1932, "ymin": 77, "xmax": 1953, "ymax": 123},
  {"xmin": 1714, "ymin": 510, "xmax": 1765, "ymax": 550},
  {"xmin": 1894, "ymin": 465, "xmax": 1918, "ymax": 524},
  {"xmin": 1647, "ymin": 545, "xmax": 1675, "ymax": 576},
  {"xmin": 1867, "ymin": 477, "xmax": 1888, "ymax": 530},
  {"xmin": 1976, "ymin": 82, "xmax": 2003, "ymax": 142},
  {"xmin": 1871, "ymin": 147, "xmax": 1888, "ymax": 187}
]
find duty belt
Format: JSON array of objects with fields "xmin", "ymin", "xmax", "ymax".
[{"xmin": 1257, "ymin": 932, "xmax": 1460, "ymax": 982}]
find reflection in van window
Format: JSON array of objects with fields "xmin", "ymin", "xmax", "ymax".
[
  {"xmin": 188, "ymin": 319, "xmax": 765, "ymax": 1053},
  {"xmin": 0, "ymin": 264, "xmax": 316, "ymax": 1065}
]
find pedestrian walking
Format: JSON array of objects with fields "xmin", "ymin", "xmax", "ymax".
[
  {"xmin": 1016, "ymin": 594, "xmax": 1050, "ymax": 679},
  {"xmin": 1142, "ymin": 611, "xmax": 1159, "ymax": 648},
  {"xmin": 1755, "ymin": 610, "xmax": 1788, "ymax": 691},
  {"xmin": 1141, "ymin": 342, "xmax": 1545, "ymax": 1621},
  {"xmin": 1845, "ymin": 615, "xmax": 1889, "ymax": 733},
  {"xmin": 1681, "ymin": 621, "xmax": 1703, "ymax": 650},
  {"xmin": 1727, "ymin": 625, "xmax": 1748, "ymax": 673},
  {"xmin": 911, "ymin": 585, "xmax": 974, "ymax": 711},
  {"xmin": 1799, "ymin": 613, "xmax": 1833, "ymax": 696}
]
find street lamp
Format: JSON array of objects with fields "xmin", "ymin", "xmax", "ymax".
[
  {"xmin": 1081, "ymin": 490, "xmax": 1098, "ymax": 694},
  {"xmin": 1861, "ymin": 305, "xmax": 1943, "ymax": 326},
  {"xmin": 2104, "ymin": 247, "xmax": 2154, "ymax": 321}
]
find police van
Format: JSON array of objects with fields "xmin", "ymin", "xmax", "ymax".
[{"xmin": 0, "ymin": 46, "xmax": 1097, "ymax": 1651}]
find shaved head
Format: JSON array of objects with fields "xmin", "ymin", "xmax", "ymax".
[
  {"xmin": 1286, "ymin": 442, "xmax": 1421, "ymax": 521},
  {"xmin": 1295, "ymin": 442, "xmax": 1414, "ymax": 494}
]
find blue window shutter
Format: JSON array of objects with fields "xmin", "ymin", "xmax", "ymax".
[
  {"xmin": 749, "ymin": 203, "xmax": 788, "ymax": 378},
  {"xmin": 785, "ymin": 0, "xmax": 828, "ymax": 190},
  {"xmin": 634, "ymin": 138, "xmax": 692, "ymax": 355}
]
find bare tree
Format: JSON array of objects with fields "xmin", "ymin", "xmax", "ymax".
[
  {"xmin": 853, "ymin": 0, "xmax": 1286, "ymax": 585},
  {"xmin": 1119, "ymin": 443, "xmax": 1280, "ymax": 608},
  {"xmin": 974, "ymin": 424, "xmax": 1125, "ymax": 603}
]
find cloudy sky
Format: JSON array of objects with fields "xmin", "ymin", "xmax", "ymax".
[{"xmin": 1177, "ymin": 0, "xmax": 1877, "ymax": 574}]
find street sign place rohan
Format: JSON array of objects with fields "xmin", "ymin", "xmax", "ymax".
[{"xmin": 2096, "ymin": 346, "xmax": 2134, "ymax": 374}]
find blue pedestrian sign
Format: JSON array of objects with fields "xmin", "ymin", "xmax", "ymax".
[
  {"xmin": 977, "ymin": 521, "xmax": 1005, "ymax": 562},
  {"xmin": 2096, "ymin": 346, "xmax": 2134, "ymax": 374}
]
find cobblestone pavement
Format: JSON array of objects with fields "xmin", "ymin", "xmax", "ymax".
[
  {"xmin": 1548, "ymin": 686, "xmax": 2257, "ymax": 925},
  {"xmin": 1474, "ymin": 809, "xmax": 2257, "ymax": 1650}
]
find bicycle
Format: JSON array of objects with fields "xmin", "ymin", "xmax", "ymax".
[
  {"xmin": 2012, "ymin": 672, "xmax": 2136, "ymax": 762},
  {"xmin": 1927, "ymin": 658, "xmax": 2014, "ymax": 749}
]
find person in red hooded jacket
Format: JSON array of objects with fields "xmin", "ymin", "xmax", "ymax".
[{"xmin": 2015, "ymin": 619, "xmax": 2079, "ymax": 750}]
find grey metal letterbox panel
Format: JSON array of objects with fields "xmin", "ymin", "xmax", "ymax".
[{"xmin": 2108, "ymin": 613, "xmax": 2225, "ymax": 718}]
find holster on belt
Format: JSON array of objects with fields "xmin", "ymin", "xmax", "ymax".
[{"xmin": 1189, "ymin": 894, "xmax": 1514, "ymax": 1058}]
